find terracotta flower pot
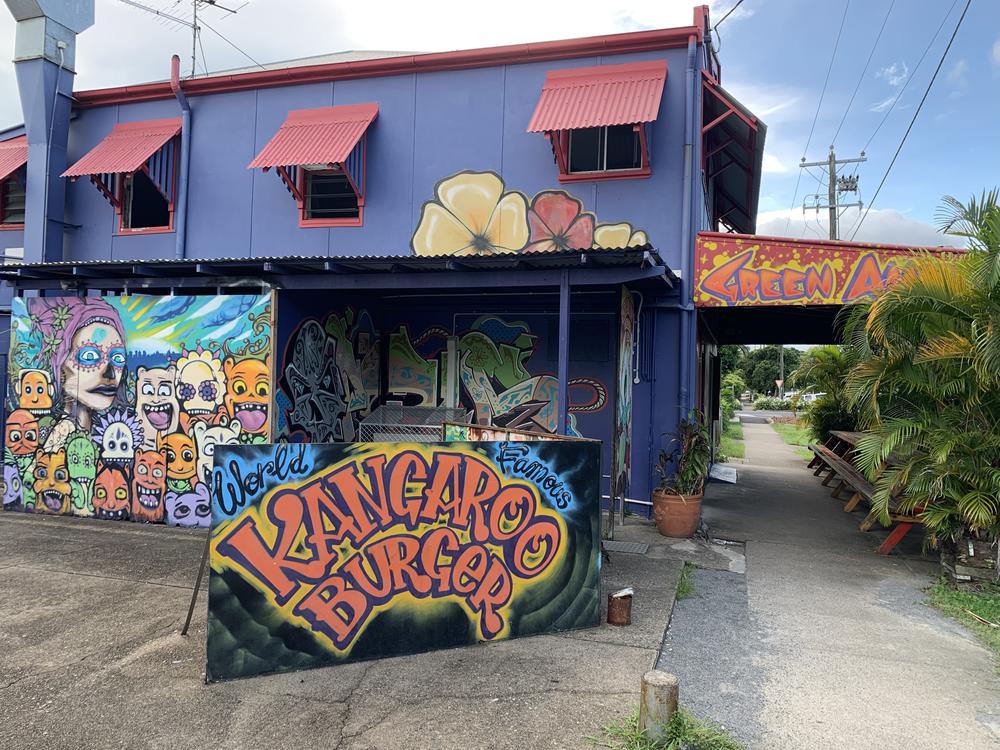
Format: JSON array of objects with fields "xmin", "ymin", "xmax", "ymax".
[{"xmin": 651, "ymin": 489, "xmax": 703, "ymax": 538}]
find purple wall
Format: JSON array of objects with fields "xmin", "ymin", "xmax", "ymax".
[{"xmin": 0, "ymin": 46, "xmax": 691, "ymax": 267}]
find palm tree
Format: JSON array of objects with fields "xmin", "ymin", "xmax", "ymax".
[{"xmin": 844, "ymin": 190, "xmax": 1000, "ymax": 545}]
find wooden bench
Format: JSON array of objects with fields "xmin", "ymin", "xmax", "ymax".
[
  {"xmin": 812, "ymin": 446, "xmax": 877, "ymax": 512},
  {"xmin": 859, "ymin": 497, "xmax": 924, "ymax": 555},
  {"xmin": 809, "ymin": 438, "xmax": 923, "ymax": 555}
]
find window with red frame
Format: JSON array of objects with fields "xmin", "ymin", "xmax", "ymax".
[
  {"xmin": 0, "ymin": 174, "xmax": 25, "ymax": 226},
  {"xmin": 568, "ymin": 125, "xmax": 643, "ymax": 174},
  {"xmin": 301, "ymin": 168, "xmax": 360, "ymax": 223},
  {"xmin": 120, "ymin": 169, "xmax": 172, "ymax": 231}
]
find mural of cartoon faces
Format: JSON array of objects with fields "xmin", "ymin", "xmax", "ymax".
[
  {"xmin": 176, "ymin": 349, "xmax": 225, "ymax": 421},
  {"xmin": 93, "ymin": 409, "xmax": 142, "ymax": 469},
  {"xmin": 192, "ymin": 420, "xmax": 241, "ymax": 486},
  {"xmin": 66, "ymin": 432, "xmax": 97, "ymax": 516},
  {"xmin": 165, "ymin": 482, "xmax": 210, "ymax": 527},
  {"xmin": 223, "ymin": 356, "xmax": 270, "ymax": 436},
  {"xmin": 159, "ymin": 431, "xmax": 197, "ymax": 488},
  {"xmin": 93, "ymin": 466, "xmax": 130, "ymax": 521},
  {"xmin": 33, "ymin": 449, "xmax": 71, "ymax": 515},
  {"xmin": 5, "ymin": 409, "xmax": 40, "ymax": 457},
  {"xmin": 5, "ymin": 294, "xmax": 273, "ymax": 525},
  {"xmin": 2, "ymin": 455, "xmax": 22, "ymax": 509},
  {"xmin": 136, "ymin": 365, "xmax": 179, "ymax": 448},
  {"xmin": 17, "ymin": 369, "xmax": 53, "ymax": 416},
  {"xmin": 131, "ymin": 450, "xmax": 166, "ymax": 523}
]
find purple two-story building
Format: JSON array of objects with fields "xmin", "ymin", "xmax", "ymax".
[{"xmin": 0, "ymin": 2, "xmax": 764, "ymax": 527}]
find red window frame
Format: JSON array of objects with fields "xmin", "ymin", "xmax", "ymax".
[
  {"xmin": 545, "ymin": 124, "xmax": 651, "ymax": 183},
  {"xmin": 0, "ymin": 173, "xmax": 25, "ymax": 230},
  {"xmin": 272, "ymin": 135, "xmax": 367, "ymax": 228},
  {"xmin": 296, "ymin": 165, "xmax": 364, "ymax": 228},
  {"xmin": 113, "ymin": 141, "xmax": 179, "ymax": 236}
]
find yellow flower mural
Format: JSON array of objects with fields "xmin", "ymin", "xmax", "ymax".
[
  {"xmin": 592, "ymin": 223, "xmax": 648, "ymax": 249},
  {"xmin": 411, "ymin": 171, "xmax": 649, "ymax": 257},
  {"xmin": 411, "ymin": 172, "xmax": 529, "ymax": 256}
]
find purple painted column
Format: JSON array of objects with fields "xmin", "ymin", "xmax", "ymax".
[
  {"xmin": 557, "ymin": 270, "xmax": 570, "ymax": 435},
  {"xmin": 4, "ymin": 1, "xmax": 94, "ymax": 263}
]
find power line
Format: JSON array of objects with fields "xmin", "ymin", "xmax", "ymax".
[
  {"xmin": 850, "ymin": 0, "xmax": 972, "ymax": 241},
  {"xmin": 199, "ymin": 17, "xmax": 266, "ymax": 70},
  {"xmin": 784, "ymin": 0, "xmax": 851, "ymax": 235},
  {"xmin": 831, "ymin": 0, "xmax": 895, "ymax": 146},
  {"xmin": 713, "ymin": 0, "xmax": 745, "ymax": 30},
  {"xmin": 861, "ymin": 0, "xmax": 960, "ymax": 154}
]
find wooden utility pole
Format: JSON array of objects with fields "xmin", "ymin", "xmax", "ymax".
[{"xmin": 800, "ymin": 147, "xmax": 866, "ymax": 240}]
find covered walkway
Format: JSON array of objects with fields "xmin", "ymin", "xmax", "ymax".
[{"xmin": 666, "ymin": 422, "xmax": 1000, "ymax": 749}]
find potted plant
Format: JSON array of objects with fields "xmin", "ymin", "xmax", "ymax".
[{"xmin": 652, "ymin": 412, "xmax": 711, "ymax": 538}]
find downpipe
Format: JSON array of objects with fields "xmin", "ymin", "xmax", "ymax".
[
  {"xmin": 678, "ymin": 34, "xmax": 697, "ymax": 422},
  {"xmin": 170, "ymin": 55, "xmax": 191, "ymax": 260}
]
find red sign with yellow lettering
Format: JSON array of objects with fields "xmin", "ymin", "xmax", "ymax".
[{"xmin": 694, "ymin": 233, "xmax": 953, "ymax": 307}]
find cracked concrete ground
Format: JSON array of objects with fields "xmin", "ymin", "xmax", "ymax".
[{"xmin": 0, "ymin": 512, "xmax": 683, "ymax": 750}]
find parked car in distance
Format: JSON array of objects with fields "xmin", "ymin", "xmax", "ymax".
[{"xmin": 800, "ymin": 392, "xmax": 826, "ymax": 404}]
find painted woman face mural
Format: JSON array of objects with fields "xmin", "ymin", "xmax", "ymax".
[{"xmin": 29, "ymin": 299, "xmax": 128, "ymax": 431}]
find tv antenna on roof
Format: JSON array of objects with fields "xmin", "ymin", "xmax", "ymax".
[{"xmin": 119, "ymin": 0, "xmax": 248, "ymax": 78}]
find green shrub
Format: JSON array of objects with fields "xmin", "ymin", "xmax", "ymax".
[
  {"xmin": 802, "ymin": 394, "xmax": 855, "ymax": 442},
  {"xmin": 720, "ymin": 390, "xmax": 740, "ymax": 424},
  {"xmin": 752, "ymin": 396, "xmax": 791, "ymax": 411}
]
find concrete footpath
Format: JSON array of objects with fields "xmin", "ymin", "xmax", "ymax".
[
  {"xmin": 697, "ymin": 422, "xmax": 1000, "ymax": 749},
  {"xmin": 0, "ymin": 512, "xmax": 684, "ymax": 750}
]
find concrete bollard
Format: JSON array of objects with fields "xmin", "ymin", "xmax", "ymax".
[{"xmin": 639, "ymin": 670, "xmax": 679, "ymax": 741}]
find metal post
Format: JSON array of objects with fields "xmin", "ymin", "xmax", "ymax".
[
  {"xmin": 181, "ymin": 530, "xmax": 211, "ymax": 636},
  {"xmin": 827, "ymin": 146, "xmax": 838, "ymax": 240},
  {"xmin": 557, "ymin": 270, "xmax": 570, "ymax": 436}
]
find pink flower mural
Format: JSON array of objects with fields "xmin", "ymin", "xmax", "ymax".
[{"xmin": 411, "ymin": 171, "xmax": 648, "ymax": 256}]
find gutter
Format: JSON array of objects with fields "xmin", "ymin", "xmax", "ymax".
[
  {"xmin": 170, "ymin": 55, "xmax": 191, "ymax": 260},
  {"xmin": 73, "ymin": 26, "xmax": 703, "ymax": 108}
]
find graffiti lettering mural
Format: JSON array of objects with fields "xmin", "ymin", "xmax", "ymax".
[
  {"xmin": 387, "ymin": 316, "xmax": 606, "ymax": 436},
  {"xmin": 693, "ymin": 234, "xmax": 960, "ymax": 307},
  {"xmin": 411, "ymin": 171, "xmax": 649, "ymax": 256},
  {"xmin": 4, "ymin": 294, "xmax": 273, "ymax": 527},
  {"xmin": 206, "ymin": 440, "xmax": 601, "ymax": 681},
  {"xmin": 276, "ymin": 309, "xmax": 379, "ymax": 443},
  {"xmin": 612, "ymin": 287, "xmax": 635, "ymax": 501}
]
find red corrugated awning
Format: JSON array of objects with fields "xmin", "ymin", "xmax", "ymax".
[
  {"xmin": 62, "ymin": 118, "xmax": 181, "ymax": 178},
  {"xmin": 248, "ymin": 103, "xmax": 378, "ymax": 169},
  {"xmin": 527, "ymin": 60, "xmax": 667, "ymax": 133},
  {"xmin": 0, "ymin": 135, "xmax": 28, "ymax": 182}
]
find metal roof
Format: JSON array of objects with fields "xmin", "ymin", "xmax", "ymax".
[
  {"xmin": 63, "ymin": 118, "xmax": 181, "ymax": 177},
  {"xmin": 0, "ymin": 135, "xmax": 27, "ymax": 182},
  {"xmin": 702, "ymin": 75, "xmax": 765, "ymax": 235},
  {"xmin": 0, "ymin": 247, "xmax": 675, "ymax": 291},
  {"xmin": 527, "ymin": 60, "xmax": 667, "ymax": 133},
  {"xmin": 248, "ymin": 104, "xmax": 379, "ymax": 169}
]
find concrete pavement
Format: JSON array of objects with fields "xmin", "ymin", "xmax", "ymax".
[
  {"xmin": 0, "ymin": 511, "xmax": 684, "ymax": 750},
  {"xmin": 699, "ymin": 422, "xmax": 1000, "ymax": 749}
]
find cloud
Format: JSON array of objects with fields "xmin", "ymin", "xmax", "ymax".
[
  {"xmin": 717, "ymin": 80, "xmax": 804, "ymax": 125},
  {"xmin": 946, "ymin": 58, "xmax": 968, "ymax": 88},
  {"xmin": 993, "ymin": 38, "xmax": 1000, "ymax": 68},
  {"xmin": 869, "ymin": 94, "xmax": 898, "ymax": 113},
  {"xmin": 876, "ymin": 62, "xmax": 909, "ymax": 88},
  {"xmin": 755, "ymin": 207, "xmax": 966, "ymax": 248},
  {"xmin": 761, "ymin": 152, "xmax": 787, "ymax": 173}
]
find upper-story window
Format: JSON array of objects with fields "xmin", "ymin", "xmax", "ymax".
[
  {"xmin": 527, "ymin": 60, "xmax": 666, "ymax": 182},
  {"xmin": 0, "ymin": 135, "xmax": 28, "ymax": 229},
  {"xmin": 249, "ymin": 103, "xmax": 377, "ymax": 228},
  {"xmin": 568, "ymin": 125, "xmax": 643, "ymax": 174},
  {"xmin": 63, "ymin": 118, "xmax": 181, "ymax": 234}
]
